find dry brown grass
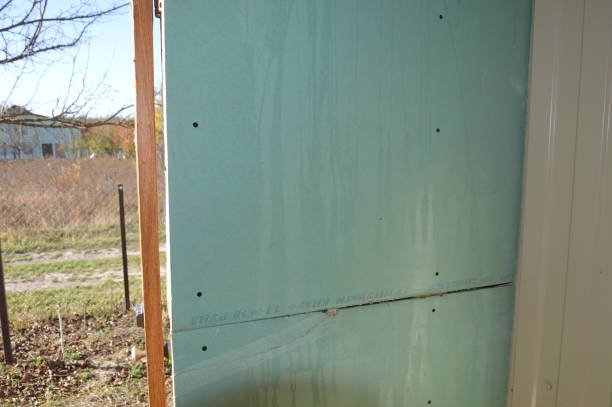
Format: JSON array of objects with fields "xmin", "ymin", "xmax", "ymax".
[
  {"xmin": 0, "ymin": 158, "xmax": 165, "ymax": 261},
  {"xmin": 0, "ymin": 158, "xmax": 138, "ymax": 230}
]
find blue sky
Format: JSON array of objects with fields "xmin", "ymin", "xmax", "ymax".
[{"xmin": 0, "ymin": 1, "xmax": 162, "ymax": 118}]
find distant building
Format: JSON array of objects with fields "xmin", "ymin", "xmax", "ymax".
[{"xmin": 0, "ymin": 106, "xmax": 84, "ymax": 160}]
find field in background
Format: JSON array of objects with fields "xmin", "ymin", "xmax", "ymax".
[
  {"xmin": 1, "ymin": 158, "xmax": 138, "ymax": 231},
  {"xmin": 0, "ymin": 158, "xmax": 166, "ymax": 257},
  {"xmin": 0, "ymin": 158, "xmax": 168, "ymax": 405}
]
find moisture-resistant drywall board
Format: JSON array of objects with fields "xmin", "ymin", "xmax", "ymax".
[
  {"xmin": 171, "ymin": 284, "xmax": 514, "ymax": 407},
  {"xmin": 163, "ymin": 0, "xmax": 532, "ymax": 332}
]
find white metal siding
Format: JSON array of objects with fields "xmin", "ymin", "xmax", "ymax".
[{"xmin": 510, "ymin": 0, "xmax": 612, "ymax": 405}]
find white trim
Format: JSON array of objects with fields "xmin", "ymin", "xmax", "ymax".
[
  {"xmin": 509, "ymin": 0, "xmax": 585, "ymax": 405},
  {"xmin": 510, "ymin": 0, "xmax": 612, "ymax": 405}
]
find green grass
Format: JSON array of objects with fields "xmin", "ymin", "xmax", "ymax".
[
  {"xmin": 4, "ymin": 252, "xmax": 167, "ymax": 281},
  {"xmin": 6, "ymin": 278, "xmax": 147, "ymax": 329},
  {"xmin": 6, "ymin": 276, "xmax": 167, "ymax": 330},
  {"xmin": 2, "ymin": 223, "xmax": 140, "ymax": 255},
  {"xmin": 2, "ymin": 222, "xmax": 166, "ymax": 257},
  {"xmin": 4, "ymin": 256, "xmax": 139, "ymax": 281}
]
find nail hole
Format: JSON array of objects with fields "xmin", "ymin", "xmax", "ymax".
[
  {"xmin": 435, "ymin": 128, "xmax": 441, "ymax": 133},
  {"xmin": 192, "ymin": 122, "xmax": 199, "ymax": 128},
  {"xmin": 435, "ymin": 272, "xmax": 439, "ymax": 276},
  {"xmin": 432, "ymin": 308, "xmax": 436, "ymax": 313},
  {"xmin": 428, "ymin": 401, "xmax": 432, "ymax": 405},
  {"xmin": 438, "ymin": 14, "xmax": 444, "ymax": 20},
  {"xmin": 196, "ymin": 292, "xmax": 202, "ymax": 297},
  {"xmin": 201, "ymin": 346, "xmax": 208, "ymax": 352}
]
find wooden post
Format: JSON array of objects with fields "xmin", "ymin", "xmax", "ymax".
[{"xmin": 131, "ymin": 1, "xmax": 165, "ymax": 406}]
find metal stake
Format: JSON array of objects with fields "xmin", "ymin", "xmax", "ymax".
[
  {"xmin": 118, "ymin": 184, "xmax": 131, "ymax": 310},
  {"xmin": 0, "ymin": 240, "xmax": 14, "ymax": 364}
]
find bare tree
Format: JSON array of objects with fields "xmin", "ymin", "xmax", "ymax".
[{"xmin": 0, "ymin": 0, "xmax": 131, "ymax": 129}]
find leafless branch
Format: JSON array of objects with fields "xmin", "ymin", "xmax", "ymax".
[
  {"xmin": 0, "ymin": 105, "xmax": 134, "ymax": 129},
  {"xmin": 0, "ymin": 0, "xmax": 133, "ymax": 130},
  {"xmin": 0, "ymin": 0, "xmax": 128, "ymax": 66}
]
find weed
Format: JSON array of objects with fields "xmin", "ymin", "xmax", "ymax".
[
  {"xmin": 129, "ymin": 363, "xmax": 146, "ymax": 379},
  {"xmin": 78, "ymin": 371, "xmax": 94, "ymax": 380},
  {"xmin": 31, "ymin": 357, "xmax": 46, "ymax": 367},
  {"xmin": 65, "ymin": 352, "xmax": 86, "ymax": 361}
]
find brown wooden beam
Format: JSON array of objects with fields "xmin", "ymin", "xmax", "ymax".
[{"xmin": 130, "ymin": 0, "xmax": 165, "ymax": 405}]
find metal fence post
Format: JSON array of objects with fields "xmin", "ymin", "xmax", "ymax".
[
  {"xmin": 0, "ymin": 240, "xmax": 14, "ymax": 364},
  {"xmin": 118, "ymin": 184, "xmax": 130, "ymax": 310}
]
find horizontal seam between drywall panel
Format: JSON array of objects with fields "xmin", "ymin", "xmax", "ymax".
[{"xmin": 173, "ymin": 279, "xmax": 514, "ymax": 333}]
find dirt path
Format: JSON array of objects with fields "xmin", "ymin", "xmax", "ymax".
[
  {"xmin": 6, "ymin": 245, "xmax": 166, "ymax": 266},
  {"xmin": 4, "ymin": 245, "xmax": 168, "ymax": 292},
  {"xmin": 6, "ymin": 267, "xmax": 167, "ymax": 293}
]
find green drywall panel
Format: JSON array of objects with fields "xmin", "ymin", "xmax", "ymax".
[
  {"xmin": 163, "ymin": 0, "xmax": 531, "ymax": 332},
  {"xmin": 172, "ymin": 284, "xmax": 515, "ymax": 406}
]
